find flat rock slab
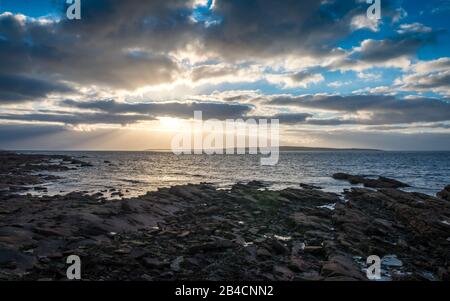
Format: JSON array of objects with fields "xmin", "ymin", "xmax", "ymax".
[{"xmin": 0, "ymin": 153, "xmax": 449, "ymax": 281}]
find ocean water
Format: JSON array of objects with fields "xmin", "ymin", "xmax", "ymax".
[{"xmin": 19, "ymin": 151, "xmax": 450, "ymax": 198}]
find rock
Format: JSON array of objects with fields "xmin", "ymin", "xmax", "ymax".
[
  {"xmin": 33, "ymin": 227, "xmax": 65, "ymax": 237},
  {"xmin": 0, "ymin": 246, "xmax": 34, "ymax": 270},
  {"xmin": 256, "ymin": 248, "xmax": 272, "ymax": 258},
  {"xmin": 114, "ymin": 248, "xmax": 131, "ymax": 254},
  {"xmin": 140, "ymin": 274, "xmax": 153, "ymax": 281},
  {"xmin": 33, "ymin": 186, "xmax": 47, "ymax": 191},
  {"xmin": 170, "ymin": 256, "xmax": 184, "ymax": 272},
  {"xmin": 300, "ymin": 183, "xmax": 322, "ymax": 190},
  {"xmin": 178, "ymin": 231, "xmax": 190, "ymax": 238},
  {"xmin": 142, "ymin": 257, "xmax": 167, "ymax": 269},
  {"xmin": 1, "ymin": 153, "xmax": 449, "ymax": 281},
  {"xmin": 188, "ymin": 239, "xmax": 237, "ymax": 253},
  {"xmin": 381, "ymin": 255, "xmax": 403, "ymax": 267},
  {"xmin": 291, "ymin": 212, "xmax": 330, "ymax": 231},
  {"xmin": 304, "ymin": 246, "xmax": 324, "ymax": 255},
  {"xmin": 437, "ymin": 185, "xmax": 450, "ymax": 201},
  {"xmin": 296, "ymin": 271, "xmax": 323, "ymax": 281},
  {"xmin": 289, "ymin": 256, "xmax": 308, "ymax": 272},
  {"xmin": 333, "ymin": 173, "xmax": 410, "ymax": 188},
  {"xmin": 291, "ymin": 242, "xmax": 306, "ymax": 254},
  {"xmin": 273, "ymin": 265, "xmax": 295, "ymax": 280},
  {"xmin": 267, "ymin": 239, "xmax": 289, "ymax": 255},
  {"xmin": 246, "ymin": 181, "xmax": 267, "ymax": 188},
  {"xmin": 321, "ymin": 255, "xmax": 366, "ymax": 280}
]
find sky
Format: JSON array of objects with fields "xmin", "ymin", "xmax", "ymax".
[{"xmin": 0, "ymin": 0, "xmax": 449, "ymax": 150}]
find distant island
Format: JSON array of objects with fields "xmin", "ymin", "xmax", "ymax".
[
  {"xmin": 278, "ymin": 146, "xmax": 383, "ymax": 152},
  {"xmin": 144, "ymin": 146, "xmax": 383, "ymax": 152}
]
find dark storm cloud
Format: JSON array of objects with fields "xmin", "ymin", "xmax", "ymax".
[
  {"xmin": 290, "ymin": 71, "xmax": 319, "ymax": 83},
  {"xmin": 61, "ymin": 99, "xmax": 253, "ymax": 119},
  {"xmin": 251, "ymin": 113, "xmax": 313, "ymax": 125},
  {"xmin": 203, "ymin": 0, "xmax": 357, "ymax": 59},
  {"xmin": 399, "ymin": 71, "xmax": 450, "ymax": 93},
  {"xmin": 0, "ymin": 73, "xmax": 73, "ymax": 103},
  {"xmin": 331, "ymin": 29, "xmax": 440, "ymax": 71},
  {"xmin": 408, "ymin": 72, "xmax": 450, "ymax": 90},
  {"xmin": 0, "ymin": 123, "xmax": 65, "ymax": 146},
  {"xmin": 357, "ymin": 32, "xmax": 436, "ymax": 63},
  {"xmin": 0, "ymin": 112, "xmax": 156, "ymax": 125},
  {"xmin": 267, "ymin": 94, "xmax": 450, "ymax": 125},
  {"xmin": 0, "ymin": 0, "xmax": 375, "ymax": 91},
  {"xmin": 285, "ymin": 129, "xmax": 450, "ymax": 151},
  {"xmin": 0, "ymin": 2, "xmax": 193, "ymax": 89},
  {"xmin": 0, "ymin": 97, "xmax": 253, "ymax": 125}
]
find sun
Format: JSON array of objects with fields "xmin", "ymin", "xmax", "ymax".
[{"xmin": 158, "ymin": 117, "xmax": 182, "ymax": 130}]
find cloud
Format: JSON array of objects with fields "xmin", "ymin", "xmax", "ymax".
[
  {"xmin": 266, "ymin": 71, "xmax": 324, "ymax": 89},
  {"xmin": 251, "ymin": 113, "xmax": 312, "ymax": 124},
  {"xmin": 331, "ymin": 28, "xmax": 438, "ymax": 72},
  {"xmin": 0, "ymin": 98, "xmax": 254, "ymax": 126},
  {"xmin": 351, "ymin": 15, "xmax": 379, "ymax": 32},
  {"xmin": 395, "ymin": 58, "xmax": 450, "ymax": 95},
  {"xmin": 189, "ymin": 63, "xmax": 264, "ymax": 85},
  {"xmin": 0, "ymin": 2, "xmax": 192, "ymax": 90},
  {"xmin": 0, "ymin": 73, "xmax": 73, "ymax": 103},
  {"xmin": 397, "ymin": 23, "xmax": 432, "ymax": 34},
  {"xmin": 0, "ymin": 112, "xmax": 156, "ymax": 125},
  {"xmin": 266, "ymin": 94, "xmax": 450, "ymax": 125},
  {"xmin": 61, "ymin": 99, "xmax": 253, "ymax": 120},
  {"xmin": 0, "ymin": 123, "xmax": 66, "ymax": 147},
  {"xmin": 0, "ymin": 0, "xmax": 372, "ymax": 91},
  {"xmin": 285, "ymin": 129, "xmax": 450, "ymax": 151},
  {"xmin": 0, "ymin": 0, "xmax": 435, "ymax": 93}
]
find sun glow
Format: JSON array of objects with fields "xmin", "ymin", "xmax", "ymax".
[{"xmin": 158, "ymin": 117, "xmax": 182, "ymax": 130}]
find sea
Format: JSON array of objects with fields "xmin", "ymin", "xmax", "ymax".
[{"xmin": 17, "ymin": 151, "xmax": 450, "ymax": 199}]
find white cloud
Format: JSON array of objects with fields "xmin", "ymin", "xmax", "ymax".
[
  {"xmin": 351, "ymin": 15, "xmax": 380, "ymax": 32},
  {"xmin": 397, "ymin": 23, "xmax": 432, "ymax": 34},
  {"xmin": 266, "ymin": 72, "xmax": 324, "ymax": 89}
]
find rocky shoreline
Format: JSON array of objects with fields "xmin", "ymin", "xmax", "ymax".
[{"xmin": 0, "ymin": 152, "xmax": 449, "ymax": 281}]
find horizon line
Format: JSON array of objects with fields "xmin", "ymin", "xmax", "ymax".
[{"xmin": 4, "ymin": 147, "xmax": 450, "ymax": 152}]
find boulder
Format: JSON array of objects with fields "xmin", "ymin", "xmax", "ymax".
[
  {"xmin": 333, "ymin": 173, "xmax": 410, "ymax": 188},
  {"xmin": 437, "ymin": 185, "xmax": 450, "ymax": 201}
]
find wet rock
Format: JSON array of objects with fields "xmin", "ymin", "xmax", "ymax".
[
  {"xmin": 170, "ymin": 256, "xmax": 184, "ymax": 272},
  {"xmin": 267, "ymin": 239, "xmax": 289, "ymax": 255},
  {"xmin": 114, "ymin": 248, "xmax": 131, "ymax": 255},
  {"xmin": 142, "ymin": 257, "xmax": 167, "ymax": 269},
  {"xmin": 300, "ymin": 183, "xmax": 322, "ymax": 190},
  {"xmin": 245, "ymin": 180, "xmax": 267, "ymax": 189},
  {"xmin": 437, "ymin": 185, "xmax": 450, "ymax": 201},
  {"xmin": 289, "ymin": 256, "xmax": 309, "ymax": 272},
  {"xmin": 296, "ymin": 271, "xmax": 323, "ymax": 281},
  {"xmin": 333, "ymin": 173, "xmax": 410, "ymax": 188},
  {"xmin": 381, "ymin": 255, "xmax": 403, "ymax": 267},
  {"xmin": 188, "ymin": 239, "xmax": 237, "ymax": 253},
  {"xmin": 256, "ymin": 248, "xmax": 272, "ymax": 258},
  {"xmin": 273, "ymin": 265, "xmax": 295, "ymax": 280},
  {"xmin": 0, "ymin": 246, "xmax": 34, "ymax": 270},
  {"xmin": 1, "ymin": 154, "xmax": 449, "ymax": 281},
  {"xmin": 291, "ymin": 212, "xmax": 330, "ymax": 231},
  {"xmin": 304, "ymin": 246, "xmax": 324, "ymax": 255},
  {"xmin": 33, "ymin": 227, "xmax": 65, "ymax": 237},
  {"xmin": 33, "ymin": 186, "xmax": 47, "ymax": 191},
  {"xmin": 321, "ymin": 255, "xmax": 366, "ymax": 280}
]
